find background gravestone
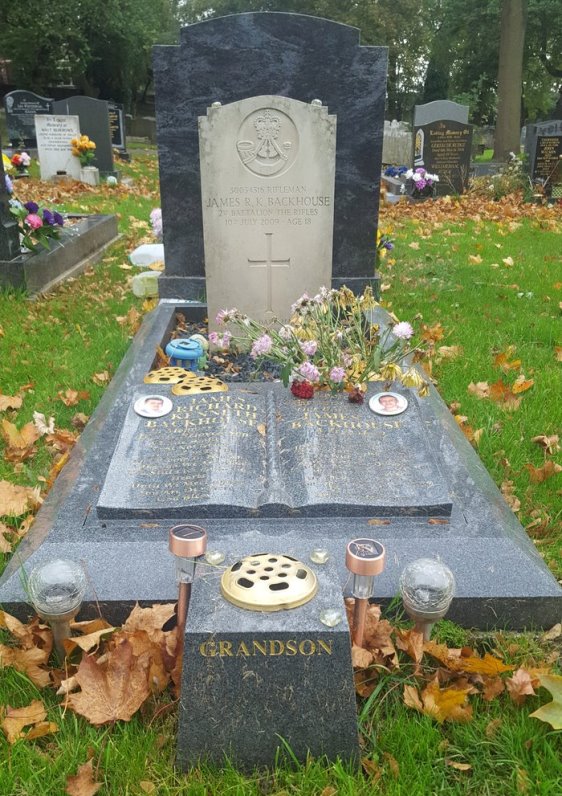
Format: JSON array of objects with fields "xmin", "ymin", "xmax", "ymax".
[
  {"xmin": 4, "ymin": 90, "xmax": 54, "ymax": 148},
  {"xmin": 525, "ymin": 119, "xmax": 562, "ymax": 187},
  {"xmin": 154, "ymin": 13, "xmax": 388, "ymax": 300},
  {"xmin": 532, "ymin": 135, "xmax": 562, "ymax": 193},
  {"xmin": 199, "ymin": 96, "xmax": 336, "ymax": 325},
  {"xmin": 0, "ymin": 138, "xmax": 21, "ymax": 260},
  {"xmin": 414, "ymin": 100, "xmax": 469, "ymax": 127},
  {"xmin": 414, "ymin": 120, "xmax": 473, "ymax": 195},
  {"xmin": 53, "ymin": 96, "xmax": 114, "ymax": 175},
  {"xmin": 108, "ymin": 101, "xmax": 129, "ymax": 160},
  {"xmin": 35, "ymin": 115, "xmax": 81, "ymax": 180}
]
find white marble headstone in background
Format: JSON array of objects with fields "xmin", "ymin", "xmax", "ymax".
[
  {"xmin": 199, "ymin": 96, "xmax": 336, "ymax": 327},
  {"xmin": 35, "ymin": 114, "xmax": 81, "ymax": 180}
]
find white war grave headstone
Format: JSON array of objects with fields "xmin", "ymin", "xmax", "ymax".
[
  {"xmin": 35, "ymin": 115, "xmax": 81, "ymax": 181},
  {"xmin": 199, "ymin": 97, "xmax": 336, "ymax": 328}
]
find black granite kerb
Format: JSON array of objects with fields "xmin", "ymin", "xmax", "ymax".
[{"xmin": 153, "ymin": 12, "xmax": 388, "ymax": 299}]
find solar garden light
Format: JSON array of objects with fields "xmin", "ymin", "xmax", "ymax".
[
  {"xmin": 345, "ymin": 538, "xmax": 385, "ymax": 647},
  {"xmin": 169, "ymin": 524, "xmax": 208, "ymax": 636},
  {"xmin": 399, "ymin": 557, "xmax": 455, "ymax": 641},
  {"xmin": 27, "ymin": 559, "xmax": 87, "ymax": 659}
]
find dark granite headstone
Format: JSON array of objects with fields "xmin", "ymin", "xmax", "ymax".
[
  {"xmin": 525, "ymin": 119, "xmax": 562, "ymax": 178},
  {"xmin": 413, "ymin": 119, "xmax": 473, "ymax": 195},
  {"xmin": 4, "ymin": 90, "xmax": 54, "ymax": 147},
  {"xmin": 52, "ymin": 96, "xmax": 114, "ymax": 175},
  {"xmin": 107, "ymin": 101, "xmax": 125, "ymax": 149},
  {"xmin": 153, "ymin": 13, "xmax": 388, "ymax": 299},
  {"xmin": 97, "ymin": 387, "xmax": 451, "ymax": 519},
  {"xmin": 0, "ymin": 138, "xmax": 21, "ymax": 260},
  {"xmin": 414, "ymin": 100, "xmax": 469, "ymax": 127},
  {"xmin": 179, "ymin": 558, "xmax": 359, "ymax": 768},
  {"xmin": 532, "ymin": 135, "xmax": 562, "ymax": 189}
]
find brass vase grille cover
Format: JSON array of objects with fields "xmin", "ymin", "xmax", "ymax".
[
  {"xmin": 221, "ymin": 553, "xmax": 318, "ymax": 611},
  {"xmin": 144, "ymin": 368, "xmax": 228, "ymax": 394}
]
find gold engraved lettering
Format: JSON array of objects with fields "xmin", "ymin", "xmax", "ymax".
[
  {"xmin": 285, "ymin": 640, "xmax": 298, "ymax": 656},
  {"xmin": 317, "ymin": 639, "xmax": 333, "ymax": 655},
  {"xmin": 298, "ymin": 640, "xmax": 316, "ymax": 656},
  {"xmin": 219, "ymin": 640, "xmax": 233, "ymax": 657},
  {"xmin": 236, "ymin": 641, "xmax": 250, "ymax": 657},
  {"xmin": 199, "ymin": 640, "xmax": 217, "ymax": 657},
  {"xmin": 252, "ymin": 640, "xmax": 267, "ymax": 656},
  {"xmin": 269, "ymin": 640, "xmax": 285, "ymax": 656}
]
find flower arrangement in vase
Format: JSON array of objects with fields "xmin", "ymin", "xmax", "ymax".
[
  {"xmin": 401, "ymin": 167, "xmax": 439, "ymax": 200},
  {"xmin": 71, "ymin": 135, "xmax": 97, "ymax": 167},
  {"xmin": 215, "ymin": 286, "xmax": 428, "ymax": 403},
  {"xmin": 11, "ymin": 152, "xmax": 31, "ymax": 177},
  {"xmin": 9, "ymin": 200, "xmax": 65, "ymax": 253}
]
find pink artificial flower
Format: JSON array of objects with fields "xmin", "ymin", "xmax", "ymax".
[
  {"xmin": 329, "ymin": 366, "xmax": 346, "ymax": 383},
  {"xmin": 25, "ymin": 213, "xmax": 43, "ymax": 230},
  {"xmin": 393, "ymin": 321, "xmax": 414, "ymax": 340},
  {"xmin": 250, "ymin": 334, "xmax": 273, "ymax": 359},
  {"xmin": 208, "ymin": 332, "xmax": 220, "ymax": 345},
  {"xmin": 20, "ymin": 152, "xmax": 31, "ymax": 167},
  {"xmin": 300, "ymin": 340, "xmax": 318, "ymax": 357},
  {"xmin": 298, "ymin": 361, "xmax": 320, "ymax": 383}
]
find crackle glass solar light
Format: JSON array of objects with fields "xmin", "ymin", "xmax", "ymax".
[
  {"xmin": 169, "ymin": 524, "xmax": 207, "ymax": 635},
  {"xmin": 345, "ymin": 538, "xmax": 385, "ymax": 647},
  {"xmin": 399, "ymin": 557, "xmax": 455, "ymax": 641},
  {"xmin": 28, "ymin": 559, "xmax": 87, "ymax": 658}
]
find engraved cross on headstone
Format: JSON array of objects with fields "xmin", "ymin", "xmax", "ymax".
[
  {"xmin": 0, "ymin": 136, "xmax": 21, "ymax": 261},
  {"xmin": 247, "ymin": 233, "xmax": 290, "ymax": 315}
]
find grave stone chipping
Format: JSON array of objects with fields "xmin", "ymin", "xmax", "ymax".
[
  {"xmin": 0, "ymin": 137, "xmax": 21, "ymax": 260},
  {"xmin": 199, "ymin": 96, "xmax": 336, "ymax": 326},
  {"xmin": 0, "ymin": 10, "xmax": 561, "ymax": 772},
  {"xmin": 35, "ymin": 115, "xmax": 81, "ymax": 181},
  {"xmin": 4, "ymin": 90, "xmax": 54, "ymax": 148},
  {"xmin": 153, "ymin": 12, "xmax": 388, "ymax": 300},
  {"xmin": 53, "ymin": 96, "xmax": 115, "ymax": 175},
  {"xmin": 413, "ymin": 102, "xmax": 473, "ymax": 195}
]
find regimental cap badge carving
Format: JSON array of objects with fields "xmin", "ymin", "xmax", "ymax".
[{"xmin": 236, "ymin": 106, "xmax": 298, "ymax": 177}]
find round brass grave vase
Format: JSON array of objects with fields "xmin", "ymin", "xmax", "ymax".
[{"xmin": 221, "ymin": 553, "xmax": 318, "ymax": 611}]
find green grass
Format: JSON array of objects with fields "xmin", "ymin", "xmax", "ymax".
[
  {"xmin": 1, "ymin": 158, "xmax": 561, "ymax": 793},
  {"xmin": 474, "ymin": 148, "xmax": 495, "ymax": 162}
]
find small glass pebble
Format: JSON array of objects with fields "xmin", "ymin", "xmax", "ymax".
[
  {"xmin": 310, "ymin": 547, "xmax": 329, "ymax": 564},
  {"xmin": 205, "ymin": 550, "xmax": 225, "ymax": 566},
  {"xmin": 320, "ymin": 609, "xmax": 342, "ymax": 628}
]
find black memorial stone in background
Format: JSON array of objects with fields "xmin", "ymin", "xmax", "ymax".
[
  {"xmin": 525, "ymin": 119, "xmax": 562, "ymax": 179},
  {"xmin": 153, "ymin": 13, "xmax": 388, "ymax": 299},
  {"xmin": 53, "ymin": 96, "xmax": 115, "ymax": 175},
  {"xmin": 108, "ymin": 101, "xmax": 130, "ymax": 161},
  {"xmin": 0, "ymin": 138, "xmax": 21, "ymax": 260},
  {"xmin": 4, "ymin": 90, "xmax": 54, "ymax": 148},
  {"xmin": 413, "ymin": 120, "xmax": 473, "ymax": 195},
  {"xmin": 532, "ymin": 135, "xmax": 562, "ymax": 193}
]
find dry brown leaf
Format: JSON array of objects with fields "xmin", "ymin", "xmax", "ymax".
[
  {"xmin": 485, "ymin": 718, "xmax": 502, "ymax": 737},
  {"xmin": 0, "ymin": 644, "xmax": 51, "ymax": 687},
  {"xmin": 468, "ymin": 254, "xmax": 482, "ymax": 264},
  {"xmin": 45, "ymin": 429, "xmax": 78, "ymax": 453},
  {"xmin": 354, "ymin": 668, "xmax": 378, "ymax": 698},
  {"xmin": 481, "ymin": 676, "xmax": 505, "ymax": 701},
  {"xmin": 65, "ymin": 759, "xmax": 102, "ymax": 796},
  {"xmin": 468, "ymin": 381, "xmax": 489, "ymax": 399},
  {"xmin": 57, "ymin": 389, "xmax": 90, "ymax": 407},
  {"xmin": 424, "ymin": 642, "xmax": 512, "ymax": 676},
  {"xmin": 395, "ymin": 628, "xmax": 424, "ymax": 664},
  {"xmin": 257, "ymin": 423, "xmax": 266, "ymax": 437},
  {"xmin": 501, "ymin": 481, "xmax": 521, "ymax": 513},
  {"xmin": 33, "ymin": 412, "xmax": 55, "ymax": 435},
  {"xmin": 541, "ymin": 623, "xmax": 562, "ymax": 642},
  {"xmin": 72, "ymin": 412, "xmax": 90, "ymax": 430},
  {"xmin": 525, "ymin": 461, "xmax": 562, "ymax": 484},
  {"xmin": 367, "ymin": 518, "xmax": 391, "ymax": 525},
  {"xmin": 531, "ymin": 435, "xmax": 560, "ymax": 456},
  {"xmin": 139, "ymin": 783, "xmax": 157, "ymax": 794},
  {"xmin": 1, "ymin": 419, "xmax": 40, "ymax": 449},
  {"xmin": 351, "ymin": 644, "xmax": 374, "ymax": 669},
  {"xmin": 0, "ymin": 522, "xmax": 13, "ymax": 553},
  {"xmin": 446, "ymin": 760, "xmax": 472, "ymax": 771},
  {"xmin": 0, "ymin": 611, "xmax": 52, "ymax": 653},
  {"xmin": 408, "ymin": 241, "xmax": 420, "ymax": 250},
  {"xmin": 494, "ymin": 352, "xmax": 521, "ymax": 372},
  {"xmin": 555, "ymin": 346, "xmax": 562, "ymax": 362},
  {"xmin": 0, "ymin": 394, "xmax": 23, "ymax": 412},
  {"xmin": 421, "ymin": 679, "xmax": 473, "ymax": 723},
  {"xmin": 25, "ymin": 720, "xmax": 58, "ymax": 740},
  {"xmin": 421, "ymin": 322, "xmax": 445, "ymax": 344},
  {"xmin": 383, "ymin": 752, "xmax": 400, "ymax": 778},
  {"xmin": 64, "ymin": 640, "xmax": 150, "ymax": 725},
  {"xmin": 63, "ymin": 626, "xmax": 116, "ymax": 655},
  {"xmin": 438, "ymin": 345, "xmax": 462, "ymax": 359},
  {"xmin": 122, "ymin": 602, "xmax": 176, "ymax": 645},
  {"xmin": 506, "ymin": 668, "xmax": 537, "ymax": 705},
  {"xmin": 403, "ymin": 683, "xmax": 424, "ymax": 713},
  {"xmin": 113, "ymin": 629, "xmax": 170, "ymax": 694},
  {"xmin": 1, "ymin": 699, "xmax": 47, "ymax": 743},
  {"xmin": 92, "ymin": 371, "xmax": 110, "ymax": 386},
  {"xmin": 361, "ymin": 756, "xmax": 382, "ymax": 782},
  {"xmin": 512, "ymin": 375, "xmax": 534, "ymax": 394}
]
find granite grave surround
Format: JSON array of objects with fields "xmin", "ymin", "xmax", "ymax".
[
  {"xmin": 153, "ymin": 13, "xmax": 388, "ymax": 300},
  {"xmin": 1, "ymin": 300, "xmax": 560, "ymax": 634},
  {"xmin": 0, "ymin": 214, "xmax": 119, "ymax": 295}
]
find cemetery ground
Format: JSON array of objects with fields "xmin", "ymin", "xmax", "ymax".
[{"xmin": 0, "ymin": 152, "xmax": 561, "ymax": 794}]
